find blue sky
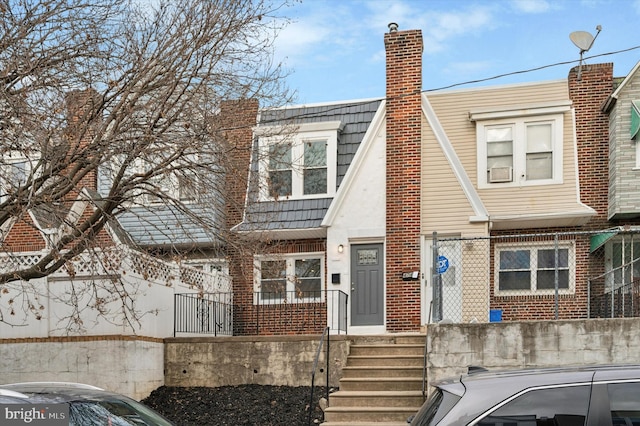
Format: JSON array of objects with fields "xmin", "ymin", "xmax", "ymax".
[{"xmin": 273, "ymin": 0, "xmax": 640, "ymax": 104}]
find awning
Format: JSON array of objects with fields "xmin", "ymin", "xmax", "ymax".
[
  {"xmin": 632, "ymin": 100, "xmax": 640, "ymax": 139},
  {"xmin": 590, "ymin": 230, "xmax": 619, "ymax": 252}
]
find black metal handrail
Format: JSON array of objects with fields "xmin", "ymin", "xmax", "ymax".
[{"xmin": 308, "ymin": 326, "xmax": 330, "ymax": 426}]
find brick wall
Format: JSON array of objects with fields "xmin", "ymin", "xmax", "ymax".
[
  {"xmin": 231, "ymin": 238, "xmax": 328, "ymax": 336},
  {"xmin": 218, "ymin": 99, "xmax": 259, "ymax": 228},
  {"xmin": 64, "ymin": 89, "xmax": 101, "ymax": 195},
  {"xmin": 568, "ymin": 63, "xmax": 614, "ymax": 228},
  {"xmin": 384, "ymin": 27, "xmax": 423, "ymax": 332}
]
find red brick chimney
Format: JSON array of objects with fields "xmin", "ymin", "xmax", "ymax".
[
  {"xmin": 384, "ymin": 24, "xmax": 423, "ymax": 332},
  {"xmin": 217, "ymin": 99, "xmax": 259, "ymax": 332},
  {"xmin": 568, "ymin": 63, "xmax": 613, "ymax": 228},
  {"xmin": 65, "ymin": 88, "xmax": 101, "ymax": 193},
  {"xmin": 218, "ymin": 99, "xmax": 259, "ymax": 228}
]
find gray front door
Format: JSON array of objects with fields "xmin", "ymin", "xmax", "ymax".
[{"xmin": 351, "ymin": 243, "xmax": 384, "ymax": 326}]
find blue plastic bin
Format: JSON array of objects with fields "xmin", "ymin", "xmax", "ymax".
[{"xmin": 489, "ymin": 309, "xmax": 503, "ymax": 322}]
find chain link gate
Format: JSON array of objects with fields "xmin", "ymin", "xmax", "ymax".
[{"xmin": 429, "ymin": 228, "xmax": 640, "ymax": 323}]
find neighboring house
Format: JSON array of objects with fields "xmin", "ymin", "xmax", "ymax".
[{"xmin": 0, "ymin": 94, "xmax": 246, "ymax": 339}]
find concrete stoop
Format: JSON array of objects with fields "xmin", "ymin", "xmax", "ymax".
[{"xmin": 321, "ymin": 335, "xmax": 426, "ymax": 426}]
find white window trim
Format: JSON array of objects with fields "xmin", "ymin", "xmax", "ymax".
[
  {"xmin": 253, "ymin": 252, "xmax": 325, "ymax": 305},
  {"xmin": 494, "ymin": 241, "xmax": 576, "ymax": 296},
  {"xmin": 473, "ymin": 103, "xmax": 569, "ymax": 189},
  {"xmin": 1, "ymin": 151, "xmax": 39, "ymax": 202},
  {"xmin": 635, "ymin": 139, "xmax": 640, "ymax": 169},
  {"xmin": 256, "ymin": 121, "xmax": 341, "ymax": 201},
  {"xmin": 123, "ymin": 156, "xmax": 199, "ymax": 206}
]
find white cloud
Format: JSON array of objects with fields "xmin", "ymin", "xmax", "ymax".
[
  {"xmin": 510, "ymin": 0, "xmax": 551, "ymax": 13},
  {"xmin": 273, "ymin": 1, "xmax": 379, "ymax": 67},
  {"xmin": 423, "ymin": 6, "xmax": 495, "ymax": 54}
]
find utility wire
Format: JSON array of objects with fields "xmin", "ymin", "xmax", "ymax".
[
  {"xmin": 226, "ymin": 44, "xmax": 640, "ymax": 129},
  {"xmin": 424, "ymin": 45, "xmax": 640, "ymax": 92}
]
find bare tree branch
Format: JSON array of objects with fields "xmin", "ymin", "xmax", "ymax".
[{"xmin": 0, "ymin": 0, "xmax": 294, "ymax": 330}]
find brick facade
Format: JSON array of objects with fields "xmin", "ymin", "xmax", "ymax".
[
  {"xmin": 384, "ymin": 27, "xmax": 423, "ymax": 332},
  {"xmin": 569, "ymin": 63, "xmax": 614, "ymax": 228},
  {"xmin": 231, "ymin": 238, "xmax": 328, "ymax": 336},
  {"xmin": 488, "ymin": 64, "xmax": 617, "ymax": 321}
]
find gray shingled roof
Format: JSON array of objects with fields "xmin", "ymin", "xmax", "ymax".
[
  {"xmin": 235, "ymin": 98, "xmax": 383, "ymax": 235},
  {"xmin": 117, "ymin": 203, "xmax": 223, "ymax": 248}
]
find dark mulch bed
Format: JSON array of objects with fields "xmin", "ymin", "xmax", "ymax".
[{"xmin": 142, "ymin": 384, "xmax": 330, "ymax": 426}]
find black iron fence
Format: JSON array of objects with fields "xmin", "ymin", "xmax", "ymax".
[
  {"xmin": 174, "ymin": 290, "xmax": 348, "ymax": 336},
  {"xmin": 589, "ymin": 257, "xmax": 640, "ymax": 318},
  {"xmin": 174, "ymin": 292, "xmax": 233, "ymax": 336}
]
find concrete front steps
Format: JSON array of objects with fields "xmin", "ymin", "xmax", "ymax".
[{"xmin": 322, "ymin": 335, "xmax": 427, "ymax": 426}]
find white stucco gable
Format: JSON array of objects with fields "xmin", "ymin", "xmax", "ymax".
[{"xmin": 323, "ymin": 100, "xmax": 387, "ymax": 334}]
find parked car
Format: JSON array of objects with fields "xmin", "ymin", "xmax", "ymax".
[
  {"xmin": 0, "ymin": 382, "xmax": 174, "ymax": 425},
  {"xmin": 410, "ymin": 364, "xmax": 640, "ymax": 426}
]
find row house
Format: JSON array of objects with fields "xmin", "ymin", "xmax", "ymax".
[
  {"xmin": 228, "ymin": 25, "xmax": 640, "ymax": 335},
  {"xmin": 3, "ymin": 25, "xmax": 639, "ymax": 340},
  {"xmin": 0, "ymin": 95, "xmax": 253, "ymax": 339}
]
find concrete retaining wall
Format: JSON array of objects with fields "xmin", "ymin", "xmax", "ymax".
[
  {"xmin": 164, "ymin": 335, "xmax": 350, "ymax": 388},
  {"xmin": 3, "ymin": 319, "xmax": 640, "ymax": 402},
  {"xmin": 0, "ymin": 337, "xmax": 164, "ymax": 401},
  {"xmin": 427, "ymin": 318, "xmax": 640, "ymax": 386}
]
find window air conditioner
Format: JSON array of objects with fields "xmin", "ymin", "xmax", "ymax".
[{"xmin": 489, "ymin": 166, "xmax": 513, "ymax": 183}]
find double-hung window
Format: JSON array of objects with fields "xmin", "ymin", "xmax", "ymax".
[
  {"xmin": 255, "ymin": 254, "xmax": 324, "ymax": 304},
  {"xmin": 123, "ymin": 156, "xmax": 199, "ymax": 204},
  {"xmin": 471, "ymin": 102, "xmax": 570, "ymax": 188},
  {"xmin": 257, "ymin": 121, "xmax": 341, "ymax": 200},
  {"xmin": 1, "ymin": 151, "xmax": 36, "ymax": 202},
  {"xmin": 495, "ymin": 242, "xmax": 575, "ymax": 295}
]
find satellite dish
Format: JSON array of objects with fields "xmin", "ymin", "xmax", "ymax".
[
  {"xmin": 569, "ymin": 25, "xmax": 602, "ymax": 80},
  {"xmin": 570, "ymin": 31, "xmax": 595, "ymax": 53}
]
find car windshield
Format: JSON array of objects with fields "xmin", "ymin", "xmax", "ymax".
[
  {"xmin": 411, "ymin": 388, "xmax": 461, "ymax": 426},
  {"xmin": 69, "ymin": 399, "xmax": 173, "ymax": 426}
]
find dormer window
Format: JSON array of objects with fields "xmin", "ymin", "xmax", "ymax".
[
  {"xmin": 470, "ymin": 101, "xmax": 570, "ymax": 188},
  {"xmin": 257, "ymin": 121, "xmax": 342, "ymax": 200}
]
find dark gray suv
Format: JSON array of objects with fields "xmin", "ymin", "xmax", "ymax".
[{"xmin": 410, "ymin": 364, "xmax": 640, "ymax": 426}]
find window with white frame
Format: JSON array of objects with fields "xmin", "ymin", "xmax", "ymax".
[
  {"xmin": 472, "ymin": 103, "xmax": 569, "ymax": 188},
  {"xmin": 257, "ymin": 121, "xmax": 341, "ymax": 200},
  {"xmin": 124, "ymin": 156, "xmax": 199, "ymax": 204},
  {"xmin": 495, "ymin": 242, "xmax": 575, "ymax": 295},
  {"xmin": 255, "ymin": 254, "xmax": 323, "ymax": 303},
  {"xmin": 0, "ymin": 152, "xmax": 37, "ymax": 202}
]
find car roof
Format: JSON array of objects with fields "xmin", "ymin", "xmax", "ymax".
[
  {"xmin": 437, "ymin": 364, "xmax": 640, "ymax": 397},
  {"xmin": 430, "ymin": 365, "xmax": 640, "ymax": 425},
  {"xmin": 0, "ymin": 382, "xmax": 128, "ymax": 403}
]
